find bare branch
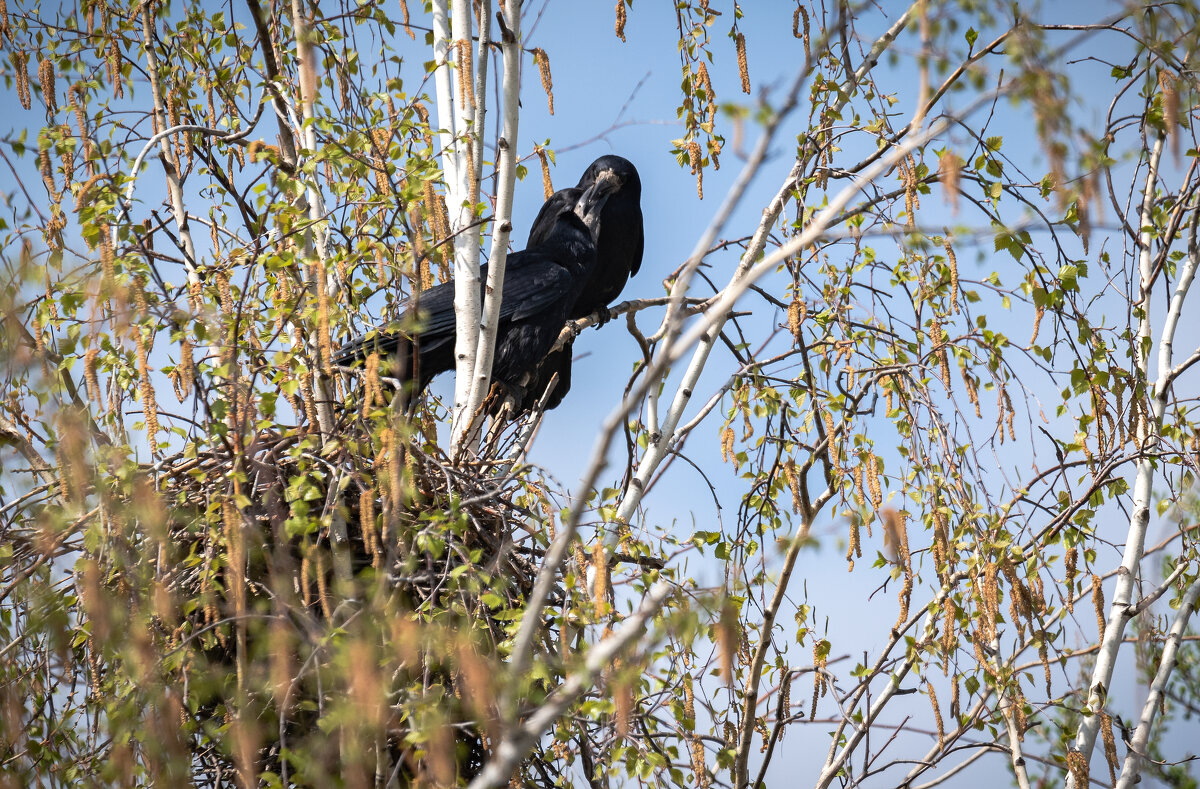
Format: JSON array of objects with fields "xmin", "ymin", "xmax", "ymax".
[
  {"xmin": 471, "ymin": 580, "xmax": 674, "ymax": 789},
  {"xmin": 1115, "ymin": 576, "xmax": 1200, "ymax": 788}
]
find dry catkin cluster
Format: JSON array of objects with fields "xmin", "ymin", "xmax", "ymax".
[
  {"xmin": 532, "ymin": 48, "xmax": 554, "ymax": 114},
  {"xmin": 735, "ymin": 32, "xmax": 750, "ymax": 93},
  {"xmin": 793, "ymin": 6, "xmax": 810, "ymax": 58},
  {"xmin": 688, "ymin": 140, "xmax": 704, "ymax": 199},
  {"xmin": 535, "ymin": 146, "xmax": 553, "ymax": 199},
  {"xmin": 12, "ymin": 50, "xmax": 31, "ymax": 109},
  {"xmin": 38, "ymin": 56, "xmax": 56, "ymax": 115}
]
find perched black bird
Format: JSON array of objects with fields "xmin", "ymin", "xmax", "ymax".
[
  {"xmin": 529, "ymin": 155, "xmax": 643, "ymax": 317},
  {"xmin": 519, "ymin": 155, "xmax": 644, "ymax": 410},
  {"xmin": 335, "ymin": 184, "xmax": 615, "ymax": 408}
]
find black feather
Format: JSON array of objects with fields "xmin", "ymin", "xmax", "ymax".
[
  {"xmin": 335, "ymin": 207, "xmax": 596, "ymax": 406},
  {"xmin": 519, "ymin": 155, "xmax": 644, "ymax": 410}
]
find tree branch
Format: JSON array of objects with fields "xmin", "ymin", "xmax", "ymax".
[
  {"xmin": 470, "ymin": 580, "xmax": 673, "ymax": 789},
  {"xmin": 1115, "ymin": 575, "xmax": 1200, "ymax": 788},
  {"xmin": 463, "ymin": 0, "xmax": 520, "ymax": 449},
  {"xmin": 1069, "ymin": 133, "xmax": 1170, "ymax": 780}
]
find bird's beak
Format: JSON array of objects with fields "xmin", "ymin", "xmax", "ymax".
[{"xmin": 574, "ymin": 168, "xmax": 621, "ymax": 238}]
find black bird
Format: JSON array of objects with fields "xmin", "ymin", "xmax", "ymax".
[
  {"xmin": 518, "ymin": 155, "xmax": 644, "ymax": 410},
  {"xmin": 530, "ymin": 155, "xmax": 643, "ymax": 317},
  {"xmin": 335, "ymin": 183, "xmax": 615, "ymax": 408}
]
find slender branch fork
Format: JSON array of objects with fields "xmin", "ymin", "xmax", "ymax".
[
  {"xmin": 463, "ymin": 0, "xmax": 522, "ymax": 449},
  {"xmin": 1115, "ymin": 577, "xmax": 1200, "ymax": 789},
  {"xmin": 468, "ymin": 580, "xmax": 674, "ymax": 789},
  {"xmin": 1068, "ymin": 131, "xmax": 1198, "ymax": 787}
]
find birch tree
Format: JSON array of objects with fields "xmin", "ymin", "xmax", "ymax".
[{"xmin": 2, "ymin": 1, "xmax": 1200, "ymax": 788}]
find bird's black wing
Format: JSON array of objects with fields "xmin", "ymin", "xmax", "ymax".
[
  {"xmin": 527, "ymin": 188, "xmax": 582, "ymax": 248},
  {"xmin": 627, "ymin": 212, "xmax": 644, "ymax": 278},
  {"xmin": 335, "ymin": 252, "xmax": 575, "ymax": 366},
  {"xmin": 403, "ymin": 276, "xmax": 464, "ymax": 339},
  {"xmin": 332, "ymin": 275, "xmax": 461, "ymax": 367},
  {"xmin": 398, "ymin": 250, "xmax": 578, "ymax": 334},
  {"xmin": 490, "ymin": 251, "xmax": 577, "ymax": 321}
]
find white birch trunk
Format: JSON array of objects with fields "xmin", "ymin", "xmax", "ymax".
[
  {"xmin": 462, "ymin": 0, "xmax": 522, "ymax": 435},
  {"xmin": 444, "ymin": 0, "xmax": 486, "ymax": 450},
  {"xmin": 1115, "ymin": 577, "xmax": 1200, "ymax": 788},
  {"xmin": 288, "ymin": 0, "xmax": 338, "ymax": 441},
  {"xmin": 1067, "ymin": 134, "xmax": 1182, "ymax": 782}
]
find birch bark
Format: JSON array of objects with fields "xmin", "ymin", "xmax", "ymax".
[
  {"xmin": 1067, "ymin": 134, "xmax": 1191, "ymax": 783},
  {"xmin": 462, "ymin": 0, "xmax": 522, "ymax": 438}
]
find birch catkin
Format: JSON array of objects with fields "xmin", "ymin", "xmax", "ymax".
[
  {"xmin": 532, "ymin": 48, "xmax": 554, "ymax": 114},
  {"xmin": 823, "ymin": 411, "xmax": 838, "ymax": 465},
  {"xmin": 84, "ymin": 346, "xmax": 101, "ymax": 402},
  {"xmin": 939, "ymin": 150, "xmax": 960, "ymax": 214},
  {"xmin": 1066, "ymin": 750, "xmax": 1089, "ymax": 787},
  {"xmin": 362, "ymin": 352, "xmax": 383, "ymax": 418},
  {"xmin": 794, "ymin": 6, "xmax": 811, "ymax": 61},
  {"xmin": 174, "ymin": 338, "xmax": 194, "ymax": 401},
  {"xmin": 456, "ymin": 39, "xmax": 474, "ymax": 110},
  {"xmin": 135, "ymin": 334, "xmax": 159, "ymax": 443},
  {"xmin": 717, "ymin": 601, "xmax": 737, "ymax": 683},
  {"xmin": 1160, "ymin": 70, "xmax": 1179, "ymax": 158},
  {"xmin": 943, "ymin": 235, "xmax": 959, "ymax": 313},
  {"xmin": 108, "ymin": 39, "xmax": 122, "ymax": 98},
  {"xmin": 787, "ymin": 297, "xmax": 805, "ymax": 343},
  {"xmin": 783, "ymin": 458, "xmax": 801, "ymax": 514},
  {"xmin": 846, "ymin": 516, "xmax": 861, "ymax": 570},
  {"xmin": 38, "ymin": 147, "xmax": 58, "ymax": 200},
  {"xmin": 1100, "ymin": 712, "xmax": 1119, "ymax": 783},
  {"xmin": 1064, "ymin": 546, "xmax": 1078, "ymax": 611},
  {"xmin": 927, "ymin": 681, "xmax": 945, "ymax": 748},
  {"xmin": 688, "ymin": 140, "xmax": 703, "ymax": 199},
  {"xmin": 592, "ymin": 542, "xmax": 609, "ymax": 618},
  {"xmin": 940, "ymin": 597, "xmax": 956, "ymax": 673},
  {"xmin": 38, "ymin": 56, "xmax": 57, "ymax": 115},
  {"xmin": 535, "ymin": 146, "xmax": 553, "ymax": 199},
  {"xmin": 13, "ymin": 51, "xmax": 31, "ymax": 109},
  {"xmin": 866, "ymin": 451, "xmax": 881, "ymax": 508},
  {"xmin": 398, "ymin": 0, "xmax": 414, "ymax": 38},
  {"xmin": 735, "ymin": 33, "xmax": 750, "ymax": 93}
]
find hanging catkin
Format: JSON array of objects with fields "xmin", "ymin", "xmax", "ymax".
[{"xmin": 735, "ymin": 33, "xmax": 750, "ymax": 93}]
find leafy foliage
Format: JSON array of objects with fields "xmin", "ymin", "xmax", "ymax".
[{"xmin": 3, "ymin": 1, "xmax": 1200, "ymax": 788}]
